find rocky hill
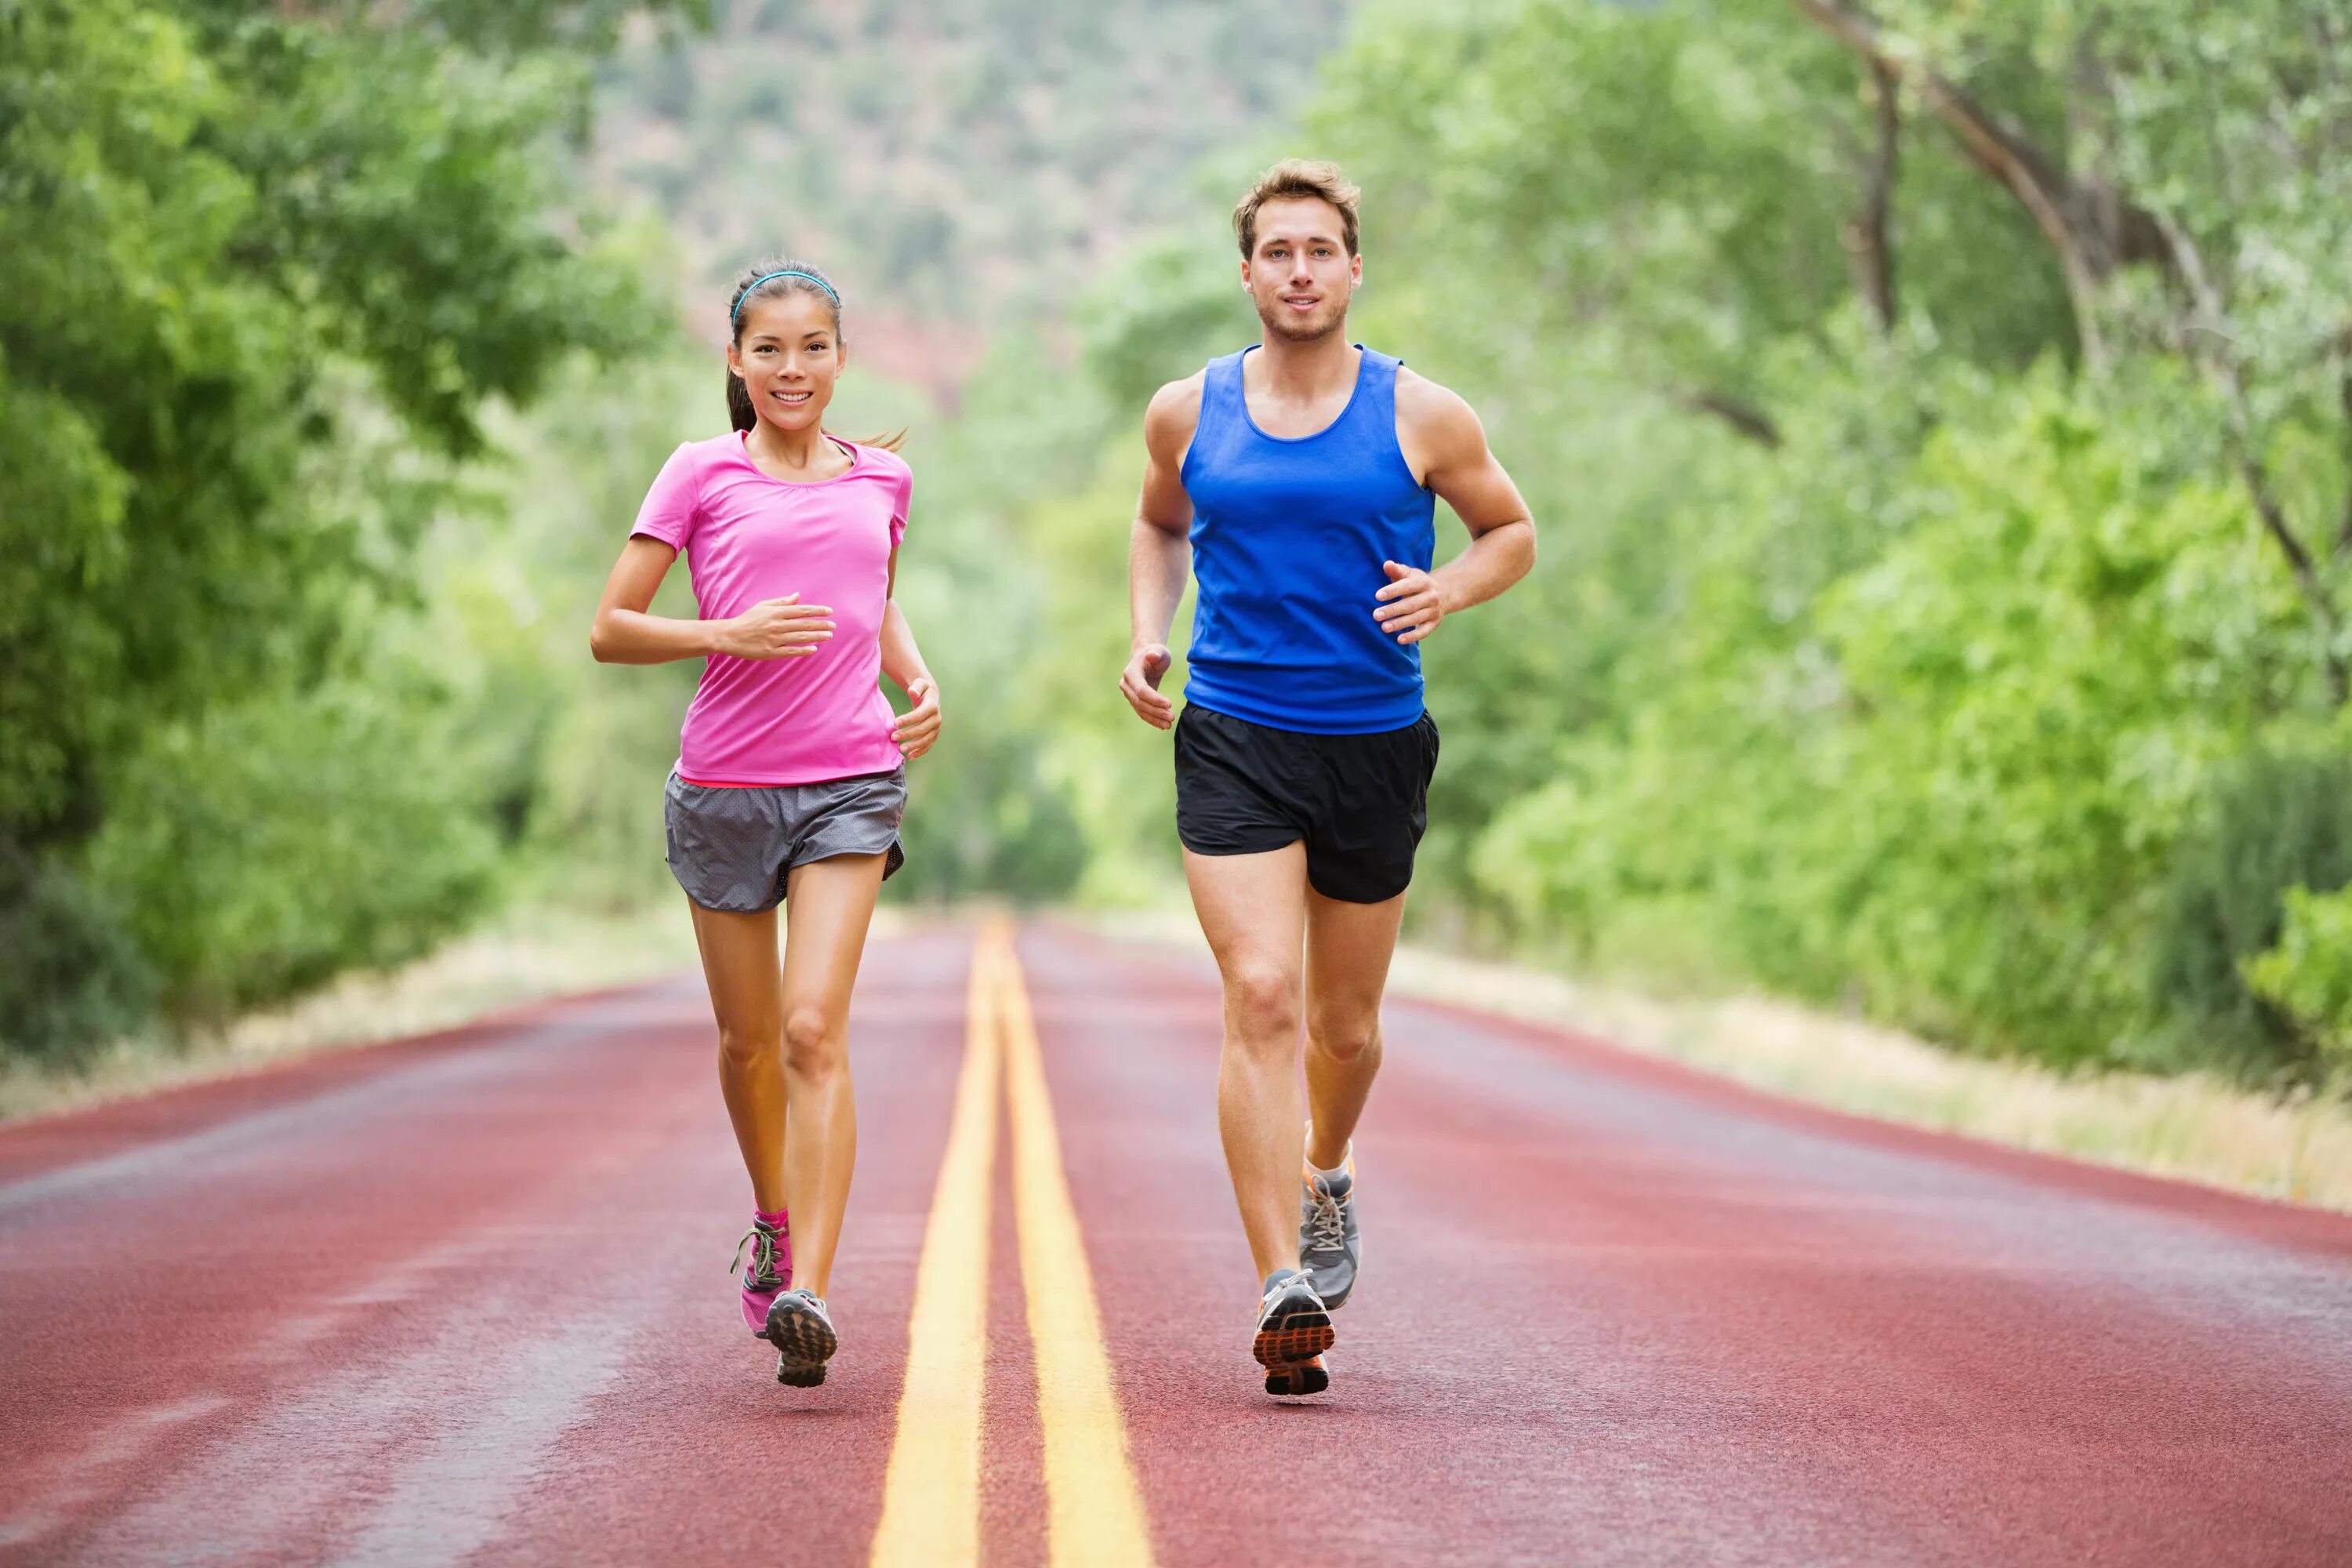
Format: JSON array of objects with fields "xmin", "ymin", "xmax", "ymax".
[{"xmin": 590, "ymin": 0, "xmax": 1356, "ymax": 399}]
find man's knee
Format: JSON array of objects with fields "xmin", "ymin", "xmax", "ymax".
[
  {"xmin": 1222, "ymin": 963, "xmax": 1301, "ymax": 1052},
  {"xmin": 1307, "ymin": 1009, "xmax": 1380, "ymax": 1067}
]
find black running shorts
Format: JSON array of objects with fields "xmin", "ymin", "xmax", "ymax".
[{"xmin": 1173, "ymin": 702, "xmax": 1439, "ymax": 905}]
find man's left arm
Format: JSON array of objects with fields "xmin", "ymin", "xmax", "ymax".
[{"xmin": 1374, "ymin": 375, "xmax": 1537, "ymax": 646}]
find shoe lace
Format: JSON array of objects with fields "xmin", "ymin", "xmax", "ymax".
[
  {"xmin": 1304, "ymin": 1186, "xmax": 1348, "ymax": 1256},
  {"xmin": 731, "ymin": 1223, "xmax": 778, "ymax": 1285},
  {"xmin": 1258, "ymin": 1270, "xmax": 1323, "ymax": 1327}
]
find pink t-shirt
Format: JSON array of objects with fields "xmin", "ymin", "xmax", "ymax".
[{"xmin": 630, "ymin": 432, "xmax": 911, "ymax": 786}]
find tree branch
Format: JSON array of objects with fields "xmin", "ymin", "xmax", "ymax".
[
  {"xmin": 1785, "ymin": 0, "xmax": 2176, "ymax": 368},
  {"xmin": 2237, "ymin": 448, "xmax": 2350, "ymax": 706},
  {"xmin": 2339, "ymin": 369, "xmax": 2352, "ymax": 565},
  {"xmin": 2238, "ymin": 451, "xmax": 2326, "ymax": 616},
  {"xmin": 1676, "ymin": 389, "xmax": 1784, "ymax": 449},
  {"xmin": 1839, "ymin": 58, "xmax": 1900, "ymax": 334},
  {"xmin": 2152, "ymin": 213, "xmax": 2351, "ymax": 706},
  {"xmin": 1789, "ymin": 0, "xmax": 2347, "ymax": 705}
]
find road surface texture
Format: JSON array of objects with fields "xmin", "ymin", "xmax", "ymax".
[{"xmin": 5, "ymin": 919, "xmax": 2350, "ymax": 1566}]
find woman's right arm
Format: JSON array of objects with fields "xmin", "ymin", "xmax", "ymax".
[{"xmin": 589, "ymin": 535, "xmax": 835, "ymax": 665}]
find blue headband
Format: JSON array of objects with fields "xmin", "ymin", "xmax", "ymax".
[{"xmin": 731, "ymin": 269, "xmax": 840, "ymax": 321}]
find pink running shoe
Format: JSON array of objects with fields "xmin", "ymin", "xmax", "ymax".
[{"xmin": 732, "ymin": 1213, "xmax": 793, "ymax": 1334}]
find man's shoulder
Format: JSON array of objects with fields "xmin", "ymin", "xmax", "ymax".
[
  {"xmin": 1150, "ymin": 345, "xmax": 1251, "ymax": 414},
  {"xmin": 1392, "ymin": 364, "xmax": 1486, "ymax": 445},
  {"xmin": 1150, "ymin": 366, "xmax": 1210, "ymax": 411},
  {"xmin": 1143, "ymin": 368, "xmax": 1210, "ymax": 453},
  {"xmin": 1391, "ymin": 362, "xmax": 1472, "ymax": 420}
]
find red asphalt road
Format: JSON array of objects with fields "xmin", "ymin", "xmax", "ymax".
[{"xmin": 5, "ymin": 919, "xmax": 2351, "ymax": 1566}]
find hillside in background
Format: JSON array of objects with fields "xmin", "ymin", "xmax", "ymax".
[{"xmin": 587, "ymin": 0, "xmax": 1355, "ymax": 401}]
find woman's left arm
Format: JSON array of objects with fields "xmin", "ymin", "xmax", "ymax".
[{"xmin": 880, "ymin": 550, "xmax": 942, "ymax": 760}]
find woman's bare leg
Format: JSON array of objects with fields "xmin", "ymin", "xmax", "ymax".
[
  {"xmin": 775, "ymin": 851, "xmax": 888, "ymax": 1301},
  {"xmin": 688, "ymin": 901, "xmax": 789, "ymax": 1214}
]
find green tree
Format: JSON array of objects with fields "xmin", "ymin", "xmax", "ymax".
[
  {"xmin": 0, "ymin": 0, "xmax": 687, "ymax": 1051},
  {"xmin": 1788, "ymin": 0, "xmax": 2352, "ymax": 703},
  {"xmin": 1252, "ymin": 0, "xmax": 2352, "ymax": 1077}
]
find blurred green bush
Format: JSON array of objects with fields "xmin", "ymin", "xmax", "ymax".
[
  {"xmin": 82, "ymin": 682, "xmax": 503, "ymax": 1029},
  {"xmin": 2154, "ymin": 753, "xmax": 2352, "ymax": 1078},
  {"xmin": 0, "ymin": 855, "xmax": 158, "ymax": 1065},
  {"xmin": 2244, "ymin": 887, "xmax": 2352, "ymax": 1073}
]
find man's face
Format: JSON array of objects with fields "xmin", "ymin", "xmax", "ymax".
[{"xmin": 1243, "ymin": 196, "xmax": 1359, "ymax": 343}]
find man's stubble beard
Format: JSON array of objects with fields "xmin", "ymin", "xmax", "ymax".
[{"xmin": 1254, "ymin": 294, "xmax": 1350, "ymax": 345}]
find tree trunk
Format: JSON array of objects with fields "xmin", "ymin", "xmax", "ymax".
[
  {"xmin": 1789, "ymin": 0, "xmax": 2350, "ymax": 708},
  {"xmin": 1841, "ymin": 58, "xmax": 1900, "ymax": 334},
  {"xmin": 1785, "ymin": 0, "xmax": 2176, "ymax": 368}
]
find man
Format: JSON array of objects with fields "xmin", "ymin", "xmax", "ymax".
[{"xmin": 1120, "ymin": 159, "xmax": 1537, "ymax": 1396}]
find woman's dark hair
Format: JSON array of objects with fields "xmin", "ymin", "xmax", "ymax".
[{"xmin": 724, "ymin": 256, "xmax": 904, "ymax": 452}]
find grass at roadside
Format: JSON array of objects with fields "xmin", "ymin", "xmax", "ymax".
[
  {"xmin": 1085, "ymin": 910, "xmax": 2352, "ymax": 1214},
  {"xmin": 0, "ymin": 902, "xmax": 705, "ymax": 1126},
  {"xmin": 1385, "ymin": 946, "xmax": 2352, "ymax": 1213}
]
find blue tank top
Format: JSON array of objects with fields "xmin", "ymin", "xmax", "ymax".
[{"xmin": 1179, "ymin": 345, "xmax": 1436, "ymax": 734}]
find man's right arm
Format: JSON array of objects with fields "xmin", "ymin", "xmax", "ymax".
[{"xmin": 1120, "ymin": 373, "xmax": 1203, "ymax": 731}]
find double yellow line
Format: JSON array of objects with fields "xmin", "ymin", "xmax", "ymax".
[{"xmin": 869, "ymin": 921, "xmax": 1155, "ymax": 1568}]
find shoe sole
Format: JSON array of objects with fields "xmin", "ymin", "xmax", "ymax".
[
  {"xmin": 765, "ymin": 1298, "xmax": 837, "ymax": 1388},
  {"xmin": 1252, "ymin": 1298, "xmax": 1335, "ymax": 1396},
  {"xmin": 1263, "ymin": 1356, "xmax": 1330, "ymax": 1396}
]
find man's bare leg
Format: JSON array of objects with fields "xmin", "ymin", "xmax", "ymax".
[
  {"xmin": 1302, "ymin": 887, "xmax": 1406, "ymax": 1171},
  {"xmin": 1184, "ymin": 844, "xmax": 1311, "ymax": 1282}
]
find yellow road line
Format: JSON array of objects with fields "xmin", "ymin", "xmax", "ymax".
[
  {"xmin": 868, "ymin": 927, "xmax": 1004, "ymax": 1568},
  {"xmin": 999, "ymin": 931, "xmax": 1158, "ymax": 1568}
]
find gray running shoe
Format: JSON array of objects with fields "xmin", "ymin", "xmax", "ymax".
[
  {"xmin": 764, "ymin": 1288, "xmax": 837, "ymax": 1387},
  {"xmin": 1253, "ymin": 1269, "xmax": 1334, "ymax": 1397},
  {"xmin": 1299, "ymin": 1156, "xmax": 1360, "ymax": 1309}
]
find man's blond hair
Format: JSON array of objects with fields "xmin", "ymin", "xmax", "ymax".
[{"xmin": 1232, "ymin": 159, "xmax": 1361, "ymax": 260}]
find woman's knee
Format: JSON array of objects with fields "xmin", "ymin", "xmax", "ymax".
[
  {"xmin": 716, "ymin": 1018, "xmax": 781, "ymax": 1072},
  {"xmin": 781, "ymin": 1005, "xmax": 845, "ymax": 1080}
]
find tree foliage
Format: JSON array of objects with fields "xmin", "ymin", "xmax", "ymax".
[
  {"xmin": 2245, "ymin": 884, "xmax": 2352, "ymax": 1072},
  {"xmin": 18, "ymin": 0, "xmax": 2352, "ymax": 1092},
  {"xmin": 1283, "ymin": 0, "xmax": 2352, "ymax": 1076},
  {"xmin": 0, "ymin": 0, "xmax": 678, "ymax": 1052},
  {"xmin": 970, "ymin": 0, "xmax": 2352, "ymax": 1081}
]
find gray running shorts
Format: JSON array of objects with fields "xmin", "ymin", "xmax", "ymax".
[{"xmin": 663, "ymin": 768, "xmax": 906, "ymax": 913}]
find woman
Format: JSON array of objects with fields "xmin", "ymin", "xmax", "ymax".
[{"xmin": 590, "ymin": 258, "xmax": 941, "ymax": 1386}]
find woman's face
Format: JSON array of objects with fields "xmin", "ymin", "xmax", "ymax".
[{"xmin": 728, "ymin": 291, "xmax": 844, "ymax": 433}]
